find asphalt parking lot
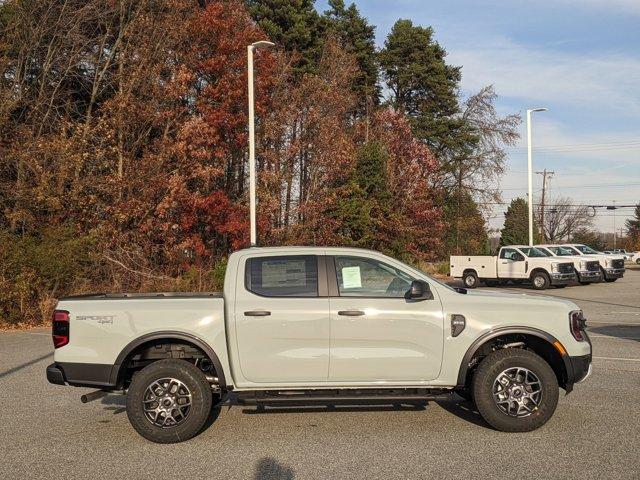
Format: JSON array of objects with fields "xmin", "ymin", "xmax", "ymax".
[{"xmin": 2, "ymin": 268, "xmax": 639, "ymax": 480}]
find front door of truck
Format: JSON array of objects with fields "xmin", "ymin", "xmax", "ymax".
[
  {"xmin": 498, "ymin": 248, "xmax": 527, "ymax": 278},
  {"xmin": 327, "ymin": 255, "xmax": 444, "ymax": 382},
  {"xmin": 234, "ymin": 253, "xmax": 330, "ymax": 383}
]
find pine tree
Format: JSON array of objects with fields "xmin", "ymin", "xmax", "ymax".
[
  {"xmin": 443, "ymin": 191, "xmax": 490, "ymax": 255},
  {"xmin": 245, "ymin": 0, "xmax": 322, "ymax": 76},
  {"xmin": 322, "ymin": 0, "xmax": 379, "ymax": 116},
  {"xmin": 379, "ymin": 19, "xmax": 463, "ymax": 154},
  {"xmin": 500, "ymin": 198, "xmax": 539, "ymax": 246}
]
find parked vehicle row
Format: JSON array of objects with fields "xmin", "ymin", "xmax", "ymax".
[{"xmin": 450, "ymin": 244, "xmax": 625, "ymax": 290}]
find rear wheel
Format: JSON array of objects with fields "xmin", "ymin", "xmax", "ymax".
[
  {"xmin": 126, "ymin": 359, "xmax": 213, "ymax": 443},
  {"xmin": 472, "ymin": 349, "xmax": 558, "ymax": 432},
  {"xmin": 531, "ymin": 271, "xmax": 550, "ymax": 290},
  {"xmin": 463, "ymin": 271, "xmax": 479, "ymax": 289}
]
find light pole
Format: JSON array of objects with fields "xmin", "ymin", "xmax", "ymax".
[
  {"xmin": 247, "ymin": 40, "xmax": 275, "ymax": 247},
  {"xmin": 526, "ymin": 107, "xmax": 548, "ymax": 246}
]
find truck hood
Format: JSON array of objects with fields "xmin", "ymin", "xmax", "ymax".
[{"xmin": 460, "ymin": 288, "xmax": 579, "ymax": 310}]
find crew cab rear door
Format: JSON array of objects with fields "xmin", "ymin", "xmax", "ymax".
[
  {"xmin": 234, "ymin": 252, "xmax": 330, "ymax": 383},
  {"xmin": 326, "ymin": 254, "xmax": 444, "ymax": 382}
]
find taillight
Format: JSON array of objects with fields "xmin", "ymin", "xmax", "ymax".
[
  {"xmin": 52, "ymin": 310, "xmax": 70, "ymax": 348},
  {"xmin": 569, "ymin": 310, "xmax": 587, "ymax": 342}
]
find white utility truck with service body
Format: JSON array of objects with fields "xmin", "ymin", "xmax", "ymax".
[
  {"xmin": 536, "ymin": 245, "xmax": 602, "ymax": 285},
  {"xmin": 561, "ymin": 244, "xmax": 625, "ymax": 282},
  {"xmin": 450, "ymin": 245, "xmax": 576, "ymax": 290},
  {"xmin": 47, "ymin": 247, "xmax": 592, "ymax": 443}
]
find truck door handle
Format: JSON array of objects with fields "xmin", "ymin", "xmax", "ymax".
[
  {"xmin": 244, "ymin": 310, "xmax": 271, "ymax": 317},
  {"xmin": 338, "ymin": 310, "xmax": 365, "ymax": 316}
]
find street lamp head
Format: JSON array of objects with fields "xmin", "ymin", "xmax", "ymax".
[
  {"xmin": 250, "ymin": 40, "xmax": 275, "ymax": 49},
  {"xmin": 527, "ymin": 107, "xmax": 548, "ymax": 113}
]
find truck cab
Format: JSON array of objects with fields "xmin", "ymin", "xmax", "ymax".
[
  {"xmin": 562, "ymin": 244, "xmax": 625, "ymax": 282},
  {"xmin": 537, "ymin": 244, "xmax": 602, "ymax": 285}
]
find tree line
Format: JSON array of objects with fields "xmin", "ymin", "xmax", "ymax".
[{"xmin": 0, "ymin": 0, "xmax": 519, "ymax": 325}]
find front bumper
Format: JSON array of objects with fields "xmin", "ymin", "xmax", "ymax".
[
  {"xmin": 603, "ymin": 268, "xmax": 625, "ymax": 280},
  {"xmin": 550, "ymin": 273, "xmax": 576, "ymax": 285},
  {"xmin": 567, "ymin": 354, "xmax": 592, "ymax": 385},
  {"xmin": 577, "ymin": 270, "xmax": 602, "ymax": 283}
]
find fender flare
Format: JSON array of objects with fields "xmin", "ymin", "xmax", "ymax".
[
  {"xmin": 455, "ymin": 326, "xmax": 571, "ymax": 388},
  {"xmin": 110, "ymin": 331, "xmax": 228, "ymax": 389}
]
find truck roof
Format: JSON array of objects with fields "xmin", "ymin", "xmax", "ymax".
[{"xmin": 234, "ymin": 246, "xmax": 382, "ymax": 255}]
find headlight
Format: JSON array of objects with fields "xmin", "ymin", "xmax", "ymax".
[{"xmin": 551, "ymin": 263, "xmax": 558, "ymax": 273}]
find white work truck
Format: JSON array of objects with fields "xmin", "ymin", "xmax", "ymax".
[
  {"xmin": 536, "ymin": 245, "xmax": 602, "ymax": 285},
  {"xmin": 560, "ymin": 244, "xmax": 625, "ymax": 282},
  {"xmin": 450, "ymin": 245, "xmax": 576, "ymax": 290},
  {"xmin": 47, "ymin": 246, "xmax": 592, "ymax": 443}
]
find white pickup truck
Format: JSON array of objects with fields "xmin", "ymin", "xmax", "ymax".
[
  {"xmin": 450, "ymin": 245, "xmax": 576, "ymax": 290},
  {"xmin": 47, "ymin": 246, "xmax": 592, "ymax": 443},
  {"xmin": 536, "ymin": 245, "xmax": 602, "ymax": 285},
  {"xmin": 560, "ymin": 244, "xmax": 625, "ymax": 282}
]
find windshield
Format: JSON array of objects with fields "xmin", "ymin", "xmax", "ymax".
[
  {"xmin": 519, "ymin": 247, "xmax": 551, "ymax": 257},
  {"xmin": 562, "ymin": 245, "xmax": 581, "ymax": 255},
  {"xmin": 551, "ymin": 246, "xmax": 580, "ymax": 256},
  {"xmin": 574, "ymin": 244, "xmax": 600, "ymax": 255}
]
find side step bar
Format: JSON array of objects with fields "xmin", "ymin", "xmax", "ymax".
[{"xmin": 236, "ymin": 388, "xmax": 453, "ymax": 406}]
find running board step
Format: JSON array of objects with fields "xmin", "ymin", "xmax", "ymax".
[{"xmin": 236, "ymin": 388, "xmax": 453, "ymax": 406}]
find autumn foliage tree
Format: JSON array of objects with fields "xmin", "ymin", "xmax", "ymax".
[{"xmin": 0, "ymin": 0, "xmax": 516, "ymax": 325}]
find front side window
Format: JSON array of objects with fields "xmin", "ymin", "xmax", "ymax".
[
  {"xmin": 500, "ymin": 248, "xmax": 517, "ymax": 260},
  {"xmin": 561, "ymin": 246, "xmax": 583, "ymax": 255},
  {"xmin": 246, "ymin": 255, "xmax": 318, "ymax": 297},
  {"xmin": 334, "ymin": 256, "xmax": 414, "ymax": 297}
]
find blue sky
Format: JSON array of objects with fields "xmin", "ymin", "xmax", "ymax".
[{"xmin": 317, "ymin": 0, "xmax": 640, "ymax": 234}]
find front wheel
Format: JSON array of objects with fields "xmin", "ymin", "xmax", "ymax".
[
  {"xmin": 126, "ymin": 359, "xmax": 213, "ymax": 443},
  {"xmin": 472, "ymin": 349, "xmax": 559, "ymax": 432},
  {"xmin": 531, "ymin": 271, "xmax": 550, "ymax": 290}
]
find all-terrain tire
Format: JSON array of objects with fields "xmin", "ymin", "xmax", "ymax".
[
  {"xmin": 472, "ymin": 349, "xmax": 559, "ymax": 432},
  {"xmin": 126, "ymin": 359, "xmax": 213, "ymax": 443}
]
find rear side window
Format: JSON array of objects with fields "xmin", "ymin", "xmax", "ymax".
[{"xmin": 245, "ymin": 256, "xmax": 318, "ymax": 297}]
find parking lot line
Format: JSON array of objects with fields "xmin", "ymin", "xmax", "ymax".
[{"xmin": 593, "ymin": 356, "xmax": 640, "ymax": 363}]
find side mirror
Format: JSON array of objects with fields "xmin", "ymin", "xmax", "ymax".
[{"xmin": 405, "ymin": 280, "xmax": 433, "ymax": 301}]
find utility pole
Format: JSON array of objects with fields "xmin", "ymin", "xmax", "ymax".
[{"xmin": 536, "ymin": 169, "xmax": 554, "ymax": 243}]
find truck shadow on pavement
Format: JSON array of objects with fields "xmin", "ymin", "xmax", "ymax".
[
  {"xmin": 0, "ymin": 352, "xmax": 52, "ymax": 380},
  {"xmin": 588, "ymin": 324, "xmax": 640, "ymax": 342},
  {"xmin": 254, "ymin": 458, "xmax": 295, "ymax": 480},
  {"xmin": 230, "ymin": 394, "xmax": 492, "ymax": 430}
]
